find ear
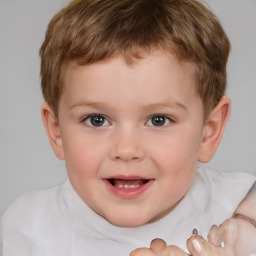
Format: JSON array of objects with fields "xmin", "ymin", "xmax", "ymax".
[
  {"xmin": 41, "ymin": 102, "xmax": 65, "ymax": 160},
  {"xmin": 198, "ymin": 96, "xmax": 231, "ymax": 163}
]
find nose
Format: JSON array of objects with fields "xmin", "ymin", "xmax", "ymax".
[{"xmin": 109, "ymin": 127, "xmax": 145, "ymax": 162}]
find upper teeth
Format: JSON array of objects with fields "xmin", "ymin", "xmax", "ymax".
[{"xmin": 115, "ymin": 184, "xmax": 140, "ymax": 189}]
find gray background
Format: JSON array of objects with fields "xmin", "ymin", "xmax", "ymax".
[{"xmin": 0, "ymin": 0, "xmax": 256, "ymax": 218}]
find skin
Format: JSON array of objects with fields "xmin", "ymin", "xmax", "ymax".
[
  {"xmin": 130, "ymin": 238, "xmax": 186, "ymax": 256},
  {"xmin": 202, "ymin": 182, "xmax": 256, "ymax": 256},
  {"xmin": 130, "ymin": 237, "xmax": 214, "ymax": 256},
  {"xmin": 41, "ymin": 50, "xmax": 230, "ymax": 229},
  {"xmin": 130, "ymin": 183, "xmax": 256, "ymax": 256},
  {"xmin": 186, "ymin": 182, "xmax": 256, "ymax": 256}
]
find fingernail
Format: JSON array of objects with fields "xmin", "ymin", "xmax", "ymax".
[
  {"xmin": 192, "ymin": 228, "xmax": 202, "ymax": 237},
  {"xmin": 220, "ymin": 240, "xmax": 225, "ymax": 248},
  {"xmin": 192, "ymin": 228, "xmax": 198, "ymax": 236},
  {"xmin": 192, "ymin": 239, "xmax": 202, "ymax": 253}
]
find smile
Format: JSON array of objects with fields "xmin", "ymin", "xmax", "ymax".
[
  {"xmin": 109, "ymin": 178, "xmax": 148, "ymax": 188},
  {"xmin": 114, "ymin": 184, "xmax": 140, "ymax": 189},
  {"xmin": 103, "ymin": 176, "xmax": 154, "ymax": 199}
]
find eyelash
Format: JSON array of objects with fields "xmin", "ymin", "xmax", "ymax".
[
  {"xmin": 82, "ymin": 114, "xmax": 110, "ymax": 127},
  {"xmin": 81, "ymin": 114, "xmax": 174, "ymax": 127},
  {"xmin": 146, "ymin": 114, "xmax": 174, "ymax": 127}
]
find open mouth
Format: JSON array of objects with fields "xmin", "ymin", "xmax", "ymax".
[
  {"xmin": 103, "ymin": 177, "xmax": 153, "ymax": 199},
  {"xmin": 108, "ymin": 178, "xmax": 149, "ymax": 189}
]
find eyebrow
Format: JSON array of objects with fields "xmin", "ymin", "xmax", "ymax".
[
  {"xmin": 139, "ymin": 102, "xmax": 187, "ymax": 112},
  {"xmin": 70, "ymin": 102, "xmax": 113, "ymax": 110},
  {"xmin": 70, "ymin": 101, "xmax": 187, "ymax": 112}
]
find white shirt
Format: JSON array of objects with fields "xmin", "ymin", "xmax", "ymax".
[{"xmin": 1, "ymin": 166, "xmax": 255, "ymax": 256}]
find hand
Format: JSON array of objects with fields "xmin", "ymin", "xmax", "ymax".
[
  {"xmin": 130, "ymin": 238, "xmax": 189, "ymax": 256},
  {"xmin": 129, "ymin": 213, "xmax": 256, "ymax": 256},
  {"xmin": 186, "ymin": 231, "xmax": 234, "ymax": 256},
  {"xmin": 187, "ymin": 217, "xmax": 256, "ymax": 256},
  {"xmin": 208, "ymin": 216, "xmax": 256, "ymax": 256}
]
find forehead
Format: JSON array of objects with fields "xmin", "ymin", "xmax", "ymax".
[
  {"xmin": 64, "ymin": 50, "xmax": 195, "ymax": 85},
  {"xmin": 61, "ymin": 51, "xmax": 199, "ymax": 109}
]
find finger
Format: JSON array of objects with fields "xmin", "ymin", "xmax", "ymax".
[
  {"xmin": 207, "ymin": 224, "xmax": 221, "ymax": 246},
  {"xmin": 227, "ymin": 217, "xmax": 256, "ymax": 256},
  {"xmin": 165, "ymin": 245, "xmax": 190, "ymax": 256},
  {"xmin": 187, "ymin": 235, "xmax": 224, "ymax": 256},
  {"xmin": 187, "ymin": 235, "xmax": 204, "ymax": 256},
  {"xmin": 219, "ymin": 218, "xmax": 238, "ymax": 249},
  {"xmin": 129, "ymin": 248, "xmax": 153, "ymax": 256},
  {"xmin": 150, "ymin": 238, "xmax": 167, "ymax": 253}
]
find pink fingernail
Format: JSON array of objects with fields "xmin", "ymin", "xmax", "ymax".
[{"xmin": 192, "ymin": 239, "xmax": 202, "ymax": 253}]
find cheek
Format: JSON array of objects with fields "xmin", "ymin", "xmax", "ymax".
[
  {"xmin": 151, "ymin": 130, "xmax": 201, "ymax": 171},
  {"xmin": 62, "ymin": 135, "xmax": 107, "ymax": 177},
  {"xmin": 149, "ymin": 128, "xmax": 202, "ymax": 197}
]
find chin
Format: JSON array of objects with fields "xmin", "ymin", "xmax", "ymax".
[{"xmin": 106, "ymin": 213, "xmax": 150, "ymax": 228}]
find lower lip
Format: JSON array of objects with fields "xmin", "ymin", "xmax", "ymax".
[{"xmin": 103, "ymin": 179, "xmax": 154, "ymax": 199}]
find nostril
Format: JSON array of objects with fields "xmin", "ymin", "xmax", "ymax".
[
  {"xmin": 111, "ymin": 149, "xmax": 144, "ymax": 161},
  {"xmin": 109, "ymin": 133, "xmax": 145, "ymax": 161}
]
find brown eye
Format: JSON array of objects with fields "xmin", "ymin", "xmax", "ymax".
[
  {"xmin": 147, "ymin": 115, "xmax": 171, "ymax": 127},
  {"xmin": 85, "ymin": 115, "xmax": 109, "ymax": 127}
]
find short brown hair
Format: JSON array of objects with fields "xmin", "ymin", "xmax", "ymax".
[{"xmin": 40, "ymin": 0, "xmax": 230, "ymax": 118}]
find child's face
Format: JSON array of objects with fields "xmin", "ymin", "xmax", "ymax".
[{"xmin": 56, "ymin": 51, "xmax": 206, "ymax": 227}]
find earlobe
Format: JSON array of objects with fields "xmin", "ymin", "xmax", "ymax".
[
  {"xmin": 198, "ymin": 96, "xmax": 231, "ymax": 163},
  {"xmin": 41, "ymin": 102, "xmax": 65, "ymax": 160}
]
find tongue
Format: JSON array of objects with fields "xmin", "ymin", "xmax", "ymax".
[{"xmin": 112, "ymin": 179, "xmax": 146, "ymax": 186}]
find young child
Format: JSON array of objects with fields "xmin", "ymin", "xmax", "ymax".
[{"xmin": 1, "ymin": 0, "xmax": 255, "ymax": 255}]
